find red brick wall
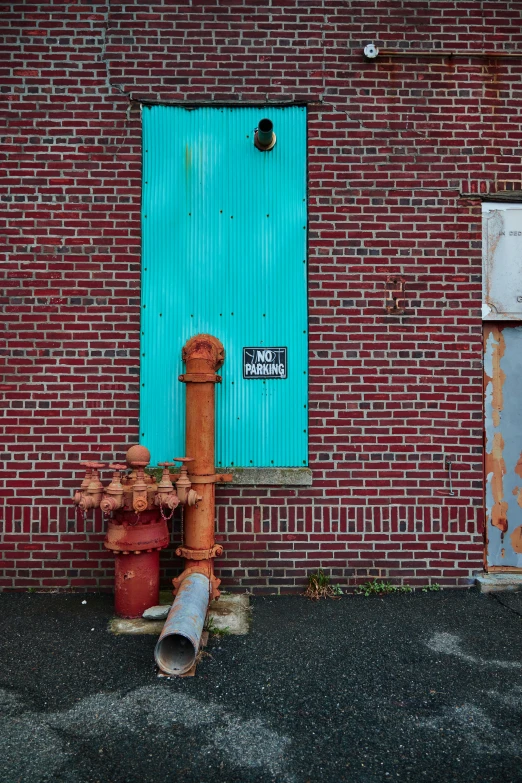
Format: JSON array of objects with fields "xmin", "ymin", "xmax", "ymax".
[{"xmin": 4, "ymin": 0, "xmax": 521, "ymax": 592}]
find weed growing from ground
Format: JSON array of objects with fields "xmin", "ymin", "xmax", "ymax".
[
  {"xmin": 205, "ymin": 616, "xmax": 231, "ymax": 638},
  {"xmin": 355, "ymin": 580, "xmax": 413, "ymax": 597},
  {"xmin": 304, "ymin": 569, "xmax": 342, "ymax": 600},
  {"xmin": 422, "ymin": 583, "xmax": 441, "ymax": 592}
]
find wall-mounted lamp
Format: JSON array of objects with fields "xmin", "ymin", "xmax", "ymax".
[{"xmin": 363, "ymin": 43, "xmax": 379, "ymax": 59}]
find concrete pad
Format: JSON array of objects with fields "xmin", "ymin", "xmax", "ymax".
[
  {"xmin": 108, "ymin": 617, "xmax": 164, "ymax": 635},
  {"xmin": 208, "ymin": 592, "xmax": 251, "ymax": 635},
  {"xmin": 475, "ymin": 572, "xmax": 522, "ymax": 593},
  {"xmin": 108, "ymin": 592, "xmax": 250, "ymax": 635}
]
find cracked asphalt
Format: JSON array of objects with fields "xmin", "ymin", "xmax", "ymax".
[{"xmin": 0, "ymin": 589, "xmax": 521, "ymax": 783}]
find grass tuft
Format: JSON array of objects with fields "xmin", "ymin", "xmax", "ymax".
[
  {"xmin": 304, "ymin": 569, "xmax": 342, "ymax": 601},
  {"xmin": 355, "ymin": 580, "xmax": 413, "ymax": 597},
  {"xmin": 205, "ymin": 616, "xmax": 231, "ymax": 638}
]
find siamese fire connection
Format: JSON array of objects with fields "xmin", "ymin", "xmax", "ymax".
[
  {"xmin": 155, "ymin": 334, "xmax": 226, "ymax": 676},
  {"xmin": 72, "ymin": 446, "xmax": 203, "ymax": 618}
]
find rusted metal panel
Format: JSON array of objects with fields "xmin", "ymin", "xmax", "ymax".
[
  {"xmin": 482, "ymin": 202, "xmax": 522, "ymax": 320},
  {"xmin": 484, "ymin": 324, "xmax": 522, "ymax": 569}
]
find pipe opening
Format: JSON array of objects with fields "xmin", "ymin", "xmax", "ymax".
[
  {"xmin": 258, "ymin": 118, "xmax": 273, "ymax": 134},
  {"xmin": 155, "ymin": 632, "xmax": 197, "ymax": 675},
  {"xmin": 154, "ymin": 572, "xmax": 210, "ymax": 676},
  {"xmin": 255, "ymin": 118, "xmax": 276, "ymax": 151}
]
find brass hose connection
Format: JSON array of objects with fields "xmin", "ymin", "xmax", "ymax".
[
  {"xmin": 100, "ymin": 463, "xmax": 127, "ymax": 515},
  {"xmin": 131, "ymin": 462, "xmax": 149, "ymax": 513},
  {"xmin": 73, "ymin": 462, "xmax": 93, "ymax": 506},
  {"xmin": 125, "ymin": 444, "xmax": 151, "ymax": 514},
  {"xmin": 174, "ymin": 458, "xmax": 202, "ymax": 506},
  {"xmin": 155, "ymin": 462, "xmax": 180, "ymax": 511},
  {"xmin": 78, "ymin": 462, "xmax": 105, "ymax": 511}
]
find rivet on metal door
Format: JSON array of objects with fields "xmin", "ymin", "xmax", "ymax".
[{"xmin": 484, "ymin": 324, "xmax": 522, "ymax": 570}]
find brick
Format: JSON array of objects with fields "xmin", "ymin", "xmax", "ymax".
[{"xmin": 1, "ymin": 0, "xmax": 507, "ymax": 592}]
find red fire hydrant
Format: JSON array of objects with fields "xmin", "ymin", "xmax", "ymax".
[{"xmin": 72, "ymin": 444, "xmax": 201, "ymax": 618}]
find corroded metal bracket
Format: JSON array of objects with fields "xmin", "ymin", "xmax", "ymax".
[
  {"xmin": 178, "ymin": 373, "xmax": 222, "ymax": 383},
  {"xmin": 175, "ymin": 544, "xmax": 224, "ymax": 560},
  {"xmin": 385, "ymin": 275, "xmax": 405, "ymax": 314},
  {"xmin": 187, "ymin": 473, "xmax": 233, "ymax": 484},
  {"xmin": 172, "ymin": 567, "xmax": 221, "ymax": 600}
]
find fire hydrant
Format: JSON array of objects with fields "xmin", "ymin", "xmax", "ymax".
[{"xmin": 72, "ymin": 444, "xmax": 202, "ymax": 618}]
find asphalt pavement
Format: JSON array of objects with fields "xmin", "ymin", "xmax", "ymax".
[{"xmin": 0, "ymin": 589, "xmax": 521, "ymax": 783}]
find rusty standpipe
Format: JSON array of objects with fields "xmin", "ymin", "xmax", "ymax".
[
  {"xmin": 155, "ymin": 334, "xmax": 225, "ymax": 676},
  {"xmin": 73, "ymin": 445, "xmax": 185, "ymax": 619}
]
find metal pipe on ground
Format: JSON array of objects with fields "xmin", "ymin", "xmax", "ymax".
[{"xmin": 154, "ymin": 572, "xmax": 210, "ymax": 675}]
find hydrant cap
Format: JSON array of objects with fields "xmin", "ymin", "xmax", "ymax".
[{"xmin": 126, "ymin": 444, "xmax": 151, "ymax": 468}]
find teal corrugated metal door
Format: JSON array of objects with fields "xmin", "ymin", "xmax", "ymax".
[{"xmin": 141, "ymin": 106, "xmax": 307, "ymax": 467}]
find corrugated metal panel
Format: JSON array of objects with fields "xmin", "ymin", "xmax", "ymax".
[
  {"xmin": 140, "ymin": 105, "xmax": 307, "ymax": 467},
  {"xmin": 482, "ymin": 202, "xmax": 522, "ymax": 320},
  {"xmin": 484, "ymin": 324, "xmax": 522, "ymax": 569}
]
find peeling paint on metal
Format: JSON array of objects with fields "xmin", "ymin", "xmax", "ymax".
[
  {"xmin": 484, "ymin": 324, "xmax": 522, "ymax": 569},
  {"xmin": 510, "ymin": 526, "xmax": 522, "ymax": 553},
  {"xmin": 485, "ymin": 432, "xmax": 508, "ymax": 533},
  {"xmin": 482, "ymin": 202, "xmax": 522, "ymax": 320},
  {"xmin": 484, "ymin": 326, "xmax": 508, "ymax": 539},
  {"xmin": 484, "ymin": 327, "xmax": 505, "ymax": 429}
]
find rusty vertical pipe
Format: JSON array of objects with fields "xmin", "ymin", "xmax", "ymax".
[
  {"xmin": 154, "ymin": 334, "xmax": 224, "ymax": 675},
  {"xmin": 178, "ymin": 334, "xmax": 224, "ymax": 588}
]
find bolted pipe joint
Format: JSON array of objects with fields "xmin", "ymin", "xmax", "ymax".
[{"xmin": 254, "ymin": 118, "xmax": 276, "ymax": 151}]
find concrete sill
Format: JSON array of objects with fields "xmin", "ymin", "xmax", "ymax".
[
  {"xmin": 475, "ymin": 572, "xmax": 522, "ymax": 593},
  {"xmin": 218, "ymin": 467, "xmax": 313, "ymax": 486}
]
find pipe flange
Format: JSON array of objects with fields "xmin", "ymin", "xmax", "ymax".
[
  {"xmin": 175, "ymin": 544, "xmax": 224, "ymax": 560},
  {"xmin": 178, "ymin": 373, "xmax": 222, "ymax": 383},
  {"xmin": 254, "ymin": 130, "xmax": 277, "ymax": 151},
  {"xmin": 172, "ymin": 567, "xmax": 221, "ymax": 600},
  {"xmin": 187, "ymin": 473, "xmax": 229, "ymax": 484}
]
